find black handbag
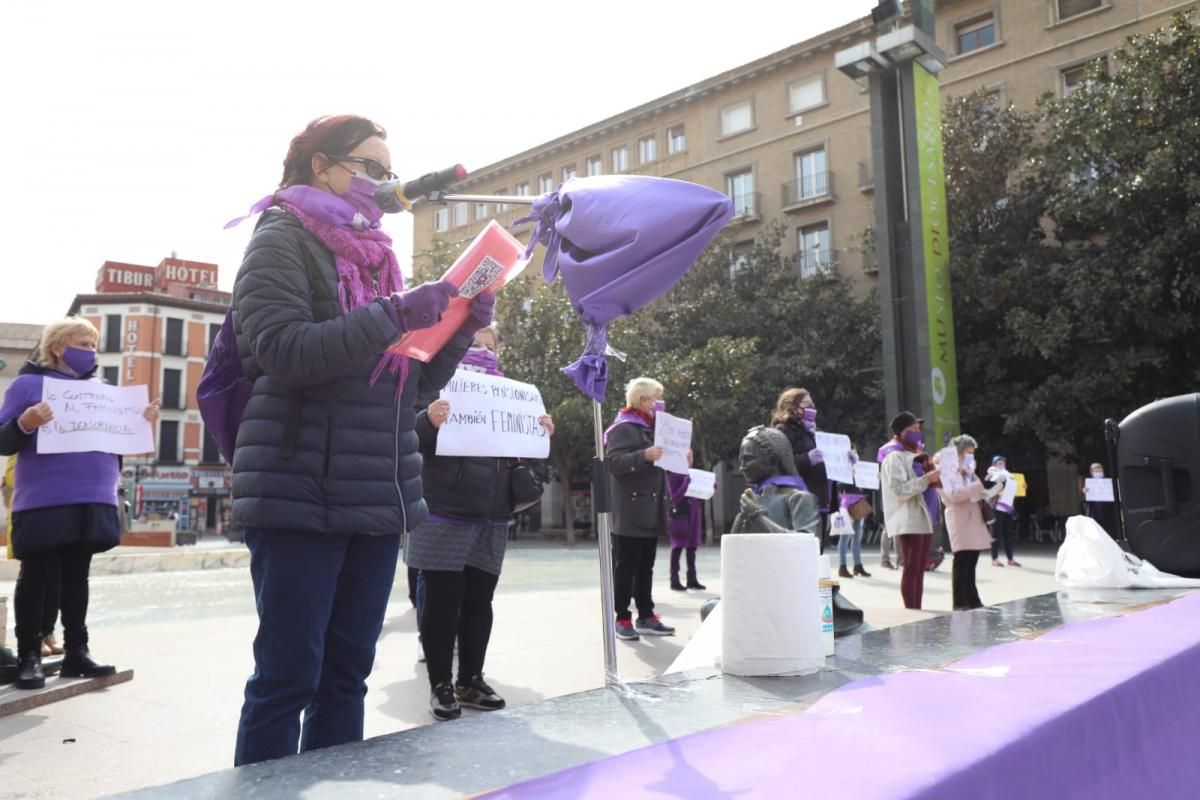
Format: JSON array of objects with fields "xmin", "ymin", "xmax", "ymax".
[{"xmin": 510, "ymin": 460, "xmax": 544, "ymax": 513}]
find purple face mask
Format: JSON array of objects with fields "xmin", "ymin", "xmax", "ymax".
[
  {"xmin": 460, "ymin": 346, "xmax": 503, "ymax": 377},
  {"xmin": 61, "ymin": 346, "xmax": 96, "ymax": 376},
  {"xmin": 901, "ymin": 429, "xmax": 924, "ymax": 449},
  {"xmin": 653, "ymin": 399, "xmax": 666, "ymax": 414},
  {"xmin": 343, "ymin": 175, "xmax": 385, "ymax": 228},
  {"xmin": 802, "ymin": 407, "xmax": 818, "ymax": 423}
]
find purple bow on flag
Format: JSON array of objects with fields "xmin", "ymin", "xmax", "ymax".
[{"xmin": 514, "ymin": 175, "xmax": 733, "ymax": 402}]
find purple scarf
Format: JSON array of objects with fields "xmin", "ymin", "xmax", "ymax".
[
  {"xmin": 753, "ymin": 475, "xmax": 809, "ymax": 494},
  {"xmin": 604, "ymin": 408, "xmax": 652, "ymax": 446},
  {"xmin": 878, "ymin": 438, "xmax": 939, "ymax": 526}
]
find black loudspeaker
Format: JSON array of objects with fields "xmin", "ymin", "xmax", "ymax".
[{"xmin": 1118, "ymin": 394, "xmax": 1200, "ymax": 576}]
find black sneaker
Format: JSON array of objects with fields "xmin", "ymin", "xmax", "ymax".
[
  {"xmin": 615, "ymin": 619, "xmax": 639, "ymax": 640},
  {"xmin": 634, "ymin": 615, "xmax": 675, "ymax": 636},
  {"xmin": 430, "ymin": 682, "xmax": 461, "ymax": 721},
  {"xmin": 455, "ymin": 675, "xmax": 506, "ymax": 711}
]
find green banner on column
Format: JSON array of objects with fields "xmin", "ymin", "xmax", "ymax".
[{"xmin": 912, "ymin": 62, "xmax": 960, "ymax": 446}]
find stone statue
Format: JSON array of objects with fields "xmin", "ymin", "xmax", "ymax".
[{"xmin": 731, "ymin": 426, "xmax": 821, "ymax": 534}]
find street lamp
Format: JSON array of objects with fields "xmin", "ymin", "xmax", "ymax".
[
  {"xmin": 875, "ymin": 24, "xmax": 948, "ymax": 74},
  {"xmin": 834, "ymin": 42, "xmax": 888, "ymax": 82}
]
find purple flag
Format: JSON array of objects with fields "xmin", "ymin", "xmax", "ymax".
[{"xmin": 515, "ymin": 175, "xmax": 733, "ymax": 401}]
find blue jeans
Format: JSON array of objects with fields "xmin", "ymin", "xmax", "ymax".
[
  {"xmin": 838, "ymin": 517, "xmax": 864, "ymax": 567},
  {"xmin": 234, "ymin": 528, "xmax": 400, "ymax": 766}
]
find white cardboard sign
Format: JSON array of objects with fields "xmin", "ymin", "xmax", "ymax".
[
  {"xmin": 814, "ymin": 432, "xmax": 853, "ymax": 484},
  {"xmin": 685, "ymin": 469, "xmax": 716, "ymax": 500},
  {"xmin": 653, "ymin": 411, "xmax": 693, "ymax": 475},
  {"xmin": 853, "ymin": 461, "xmax": 880, "ymax": 490},
  {"xmin": 37, "ymin": 378, "xmax": 154, "ymax": 455},
  {"xmin": 435, "ymin": 370, "xmax": 549, "ymax": 458},
  {"xmin": 1085, "ymin": 478, "xmax": 1115, "ymax": 503}
]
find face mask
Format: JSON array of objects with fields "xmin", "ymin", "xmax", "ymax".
[
  {"xmin": 342, "ymin": 174, "xmax": 385, "ymax": 228},
  {"xmin": 1092, "ymin": 470, "xmax": 1104, "ymax": 478},
  {"xmin": 653, "ymin": 400, "xmax": 665, "ymax": 414},
  {"xmin": 460, "ymin": 346, "xmax": 501, "ymax": 376},
  {"xmin": 61, "ymin": 346, "xmax": 96, "ymax": 376},
  {"xmin": 963, "ymin": 455, "xmax": 976, "ymax": 472},
  {"xmin": 801, "ymin": 407, "xmax": 818, "ymax": 424},
  {"xmin": 901, "ymin": 430, "xmax": 924, "ymax": 449}
]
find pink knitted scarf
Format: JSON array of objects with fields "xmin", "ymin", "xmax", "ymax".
[{"xmin": 280, "ymin": 200, "xmax": 409, "ymax": 393}]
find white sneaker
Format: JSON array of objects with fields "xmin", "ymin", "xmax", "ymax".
[{"xmin": 417, "ymin": 640, "xmax": 426, "ymax": 663}]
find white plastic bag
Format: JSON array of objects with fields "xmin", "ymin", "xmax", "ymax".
[
  {"xmin": 829, "ymin": 508, "xmax": 853, "ymax": 537},
  {"xmin": 1055, "ymin": 515, "xmax": 1200, "ymax": 589}
]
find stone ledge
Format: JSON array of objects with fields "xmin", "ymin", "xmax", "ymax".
[{"xmin": 0, "ymin": 548, "xmax": 248, "ymax": 581}]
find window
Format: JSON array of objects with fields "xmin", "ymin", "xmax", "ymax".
[
  {"xmin": 1057, "ymin": 0, "xmax": 1102, "ymax": 21},
  {"xmin": 562, "ymin": 165, "xmax": 577, "ymax": 182},
  {"xmin": 586, "ymin": 156, "xmax": 603, "ymax": 176},
  {"xmin": 515, "ymin": 181, "xmax": 530, "ymax": 197},
  {"xmin": 788, "ymin": 76, "xmax": 824, "ymax": 113},
  {"xmin": 1062, "ymin": 58, "xmax": 1108, "ymax": 95},
  {"xmin": 102, "ymin": 366, "xmax": 119, "ymax": 386},
  {"xmin": 797, "ymin": 224, "xmax": 833, "ymax": 278},
  {"xmin": 202, "ymin": 427, "xmax": 222, "ymax": 464},
  {"xmin": 494, "ymin": 188, "xmax": 508, "ymax": 212},
  {"xmin": 539, "ymin": 173, "xmax": 554, "ymax": 194},
  {"xmin": 164, "ymin": 318, "xmax": 184, "ymax": 356},
  {"xmin": 159, "ymin": 420, "xmax": 180, "ymax": 464},
  {"xmin": 104, "ymin": 315, "xmax": 122, "ymax": 353},
  {"xmin": 721, "ymin": 101, "xmax": 753, "ymax": 136},
  {"xmin": 726, "ymin": 170, "xmax": 756, "ymax": 217},
  {"xmin": 667, "ymin": 125, "xmax": 686, "ymax": 154},
  {"xmin": 452, "ymin": 203, "xmax": 468, "ymax": 227},
  {"xmin": 638, "ymin": 135, "xmax": 657, "ymax": 164},
  {"xmin": 207, "ymin": 322, "xmax": 222, "ymax": 354},
  {"xmin": 612, "ymin": 146, "xmax": 629, "ymax": 172},
  {"xmin": 433, "ymin": 208, "xmax": 449, "ymax": 232},
  {"xmin": 475, "ymin": 202, "xmax": 490, "ymax": 220},
  {"xmin": 956, "ymin": 14, "xmax": 996, "ymax": 54},
  {"xmin": 793, "ymin": 148, "xmax": 829, "ymax": 201},
  {"xmin": 163, "ymin": 368, "xmax": 182, "ymax": 410}
]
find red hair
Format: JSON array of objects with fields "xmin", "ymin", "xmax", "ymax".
[{"xmin": 280, "ymin": 115, "xmax": 387, "ymax": 188}]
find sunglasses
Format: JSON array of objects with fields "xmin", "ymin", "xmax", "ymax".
[{"xmin": 329, "ymin": 155, "xmax": 397, "ymax": 182}]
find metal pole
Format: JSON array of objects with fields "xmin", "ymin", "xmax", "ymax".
[
  {"xmin": 433, "ymin": 193, "xmax": 538, "ymax": 205},
  {"xmin": 591, "ymin": 399, "xmax": 621, "ymax": 687}
]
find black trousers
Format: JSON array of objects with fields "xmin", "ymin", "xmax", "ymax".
[
  {"xmin": 669, "ymin": 547, "xmax": 697, "ymax": 585},
  {"xmin": 952, "ymin": 550, "xmax": 983, "ymax": 610},
  {"xmin": 991, "ymin": 511, "xmax": 1015, "ymax": 561},
  {"xmin": 420, "ymin": 566, "xmax": 500, "ymax": 690},
  {"xmin": 14, "ymin": 542, "xmax": 92, "ymax": 656},
  {"xmin": 613, "ymin": 534, "xmax": 657, "ymax": 622}
]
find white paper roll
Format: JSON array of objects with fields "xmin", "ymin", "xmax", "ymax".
[{"xmin": 720, "ymin": 533, "xmax": 824, "ymax": 676}]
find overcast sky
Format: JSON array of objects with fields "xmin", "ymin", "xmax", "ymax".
[{"xmin": 0, "ymin": 0, "xmax": 877, "ymax": 325}]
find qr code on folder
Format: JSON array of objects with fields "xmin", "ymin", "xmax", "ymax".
[{"xmin": 459, "ymin": 256, "xmax": 504, "ymax": 298}]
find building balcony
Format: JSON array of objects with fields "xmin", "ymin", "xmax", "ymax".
[
  {"xmin": 794, "ymin": 249, "xmax": 837, "ymax": 279},
  {"xmin": 728, "ymin": 192, "xmax": 762, "ymax": 224},
  {"xmin": 781, "ymin": 173, "xmax": 835, "ymax": 210}
]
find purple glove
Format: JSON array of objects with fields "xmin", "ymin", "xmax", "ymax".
[
  {"xmin": 458, "ymin": 292, "xmax": 496, "ymax": 339},
  {"xmin": 807, "ymin": 447, "xmax": 824, "ymax": 465},
  {"xmin": 849, "ymin": 450, "xmax": 859, "ymax": 465},
  {"xmin": 383, "ymin": 280, "xmax": 457, "ymax": 333}
]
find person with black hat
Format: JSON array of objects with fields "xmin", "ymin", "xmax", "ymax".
[{"xmin": 878, "ymin": 412, "xmax": 941, "ymax": 609}]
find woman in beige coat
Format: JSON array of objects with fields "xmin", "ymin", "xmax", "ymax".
[
  {"xmin": 938, "ymin": 435, "xmax": 1002, "ymax": 611},
  {"xmin": 879, "ymin": 412, "xmax": 941, "ymax": 609}
]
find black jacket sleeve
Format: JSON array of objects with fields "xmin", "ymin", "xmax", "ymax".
[
  {"xmin": 415, "ymin": 409, "xmax": 439, "ymax": 456},
  {"xmin": 416, "ymin": 332, "xmax": 471, "ymax": 407},
  {"xmin": 0, "ymin": 419, "xmax": 30, "ymax": 456},
  {"xmin": 607, "ymin": 423, "xmax": 652, "ymax": 478},
  {"xmin": 233, "ymin": 219, "xmax": 401, "ymax": 389}
]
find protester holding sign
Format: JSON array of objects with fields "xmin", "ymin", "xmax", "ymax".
[
  {"xmin": 771, "ymin": 388, "xmax": 842, "ymax": 551},
  {"xmin": 879, "ymin": 412, "xmax": 941, "ymax": 610},
  {"xmin": 0, "ymin": 317, "xmax": 159, "ymax": 690},
  {"xmin": 606, "ymin": 377, "xmax": 689, "ymax": 641},
  {"xmin": 986, "ymin": 456, "xmax": 1020, "ymax": 567},
  {"xmin": 228, "ymin": 117, "xmax": 485, "ymax": 765},
  {"xmin": 407, "ymin": 326, "xmax": 553, "ymax": 722},
  {"xmin": 1082, "ymin": 462, "xmax": 1117, "ymax": 539},
  {"xmin": 666, "ymin": 472, "xmax": 707, "ymax": 592},
  {"xmin": 936, "ymin": 435, "xmax": 1000, "ymax": 611},
  {"xmin": 836, "ymin": 444, "xmax": 871, "ymax": 580}
]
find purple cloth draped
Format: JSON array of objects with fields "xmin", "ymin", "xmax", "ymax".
[
  {"xmin": 482, "ymin": 593, "xmax": 1200, "ymax": 800},
  {"xmin": 666, "ymin": 473, "xmax": 703, "ymax": 549},
  {"xmin": 752, "ymin": 475, "xmax": 809, "ymax": 494},
  {"xmin": 603, "ymin": 410, "xmax": 651, "ymax": 446},
  {"xmin": 513, "ymin": 175, "xmax": 733, "ymax": 402}
]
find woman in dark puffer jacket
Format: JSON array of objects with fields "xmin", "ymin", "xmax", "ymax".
[
  {"xmin": 229, "ymin": 115, "xmax": 492, "ymax": 765},
  {"xmin": 408, "ymin": 326, "xmax": 554, "ymax": 721}
]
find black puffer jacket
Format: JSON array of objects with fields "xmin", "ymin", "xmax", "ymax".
[
  {"xmin": 415, "ymin": 410, "xmax": 516, "ymax": 522},
  {"xmin": 775, "ymin": 418, "xmax": 835, "ymax": 512},
  {"xmin": 231, "ymin": 209, "xmax": 468, "ymax": 536},
  {"xmin": 606, "ymin": 421, "xmax": 667, "ymax": 538}
]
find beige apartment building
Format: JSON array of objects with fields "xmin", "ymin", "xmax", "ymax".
[{"xmin": 412, "ymin": 0, "xmax": 1195, "ymax": 282}]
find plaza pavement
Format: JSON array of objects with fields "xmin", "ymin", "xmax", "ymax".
[{"xmin": 0, "ymin": 538, "xmax": 1063, "ymax": 799}]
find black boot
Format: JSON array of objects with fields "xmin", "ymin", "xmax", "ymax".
[
  {"xmin": 16, "ymin": 652, "xmax": 45, "ymax": 690},
  {"xmin": 685, "ymin": 549, "xmax": 705, "ymax": 589},
  {"xmin": 669, "ymin": 547, "xmax": 686, "ymax": 590},
  {"xmin": 60, "ymin": 648, "xmax": 116, "ymax": 679}
]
